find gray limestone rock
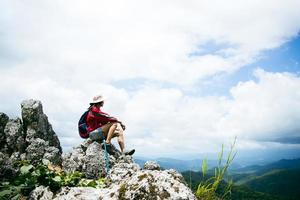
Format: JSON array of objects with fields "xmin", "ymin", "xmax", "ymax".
[
  {"xmin": 109, "ymin": 156, "xmax": 141, "ymax": 183},
  {"xmin": 144, "ymin": 160, "xmax": 161, "ymax": 171},
  {"xmin": 62, "ymin": 146, "xmax": 85, "ymax": 173},
  {"xmin": 44, "ymin": 146, "xmax": 62, "ymax": 165},
  {"xmin": 0, "ymin": 112, "xmax": 9, "ymax": 147},
  {"xmin": 50, "ymin": 160, "xmax": 196, "ymax": 200},
  {"xmin": 0, "ymin": 151, "xmax": 17, "ymax": 179},
  {"xmin": 82, "ymin": 141, "xmax": 106, "ymax": 178},
  {"xmin": 29, "ymin": 186, "xmax": 54, "ymax": 200},
  {"xmin": 4, "ymin": 118, "xmax": 25, "ymax": 154},
  {"xmin": 25, "ymin": 138, "xmax": 48, "ymax": 165},
  {"xmin": 112, "ymin": 169, "xmax": 195, "ymax": 200},
  {"xmin": 21, "ymin": 99, "xmax": 61, "ymax": 152},
  {"xmin": 62, "ymin": 139, "xmax": 121, "ymax": 179}
]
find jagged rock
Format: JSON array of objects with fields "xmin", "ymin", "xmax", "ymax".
[
  {"xmin": 25, "ymin": 138, "xmax": 49, "ymax": 165},
  {"xmin": 53, "ymin": 187, "xmax": 111, "ymax": 200},
  {"xmin": 0, "ymin": 100, "xmax": 63, "ymax": 180},
  {"xmin": 9, "ymin": 152, "xmax": 26, "ymax": 163},
  {"xmin": 21, "ymin": 99, "xmax": 61, "ymax": 152},
  {"xmin": 0, "ymin": 112, "xmax": 9, "ymax": 130},
  {"xmin": 19, "ymin": 99, "xmax": 62, "ymax": 165},
  {"xmin": 62, "ymin": 139, "xmax": 120, "ymax": 179},
  {"xmin": 4, "ymin": 118, "xmax": 25, "ymax": 154},
  {"xmin": 62, "ymin": 146, "xmax": 85, "ymax": 173},
  {"xmin": 44, "ymin": 146, "xmax": 62, "ymax": 165},
  {"xmin": 29, "ymin": 186, "xmax": 54, "ymax": 200},
  {"xmin": 0, "ymin": 112, "xmax": 9, "ymax": 147},
  {"xmin": 109, "ymin": 156, "xmax": 140, "ymax": 183},
  {"xmin": 55, "ymin": 154, "xmax": 196, "ymax": 200},
  {"xmin": 83, "ymin": 141, "xmax": 106, "ymax": 178},
  {"xmin": 0, "ymin": 152, "xmax": 18, "ymax": 179},
  {"xmin": 144, "ymin": 160, "xmax": 161, "ymax": 170},
  {"xmin": 0, "ymin": 99, "xmax": 63, "ymax": 170},
  {"xmin": 113, "ymin": 169, "xmax": 195, "ymax": 200}
]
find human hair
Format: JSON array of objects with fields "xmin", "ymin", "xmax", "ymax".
[{"xmin": 88, "ymin": 101, "xmax": 104, "ymax": 110}]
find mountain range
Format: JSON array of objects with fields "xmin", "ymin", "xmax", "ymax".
[
  {"xmin": 184, "ymin": 158, "xmax": 300, "ymax": 200},
  {"xmin": 134, "ymin": 157, "xmax": 241, "ymax": 172},
  {"xmin": 135, "ymin": 156, "xmax": 300, "ymax": 199}
]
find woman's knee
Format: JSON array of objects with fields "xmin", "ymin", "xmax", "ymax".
[{"xmin": 109, "ymin": 122, "xmax": 118, "ymax": 130}]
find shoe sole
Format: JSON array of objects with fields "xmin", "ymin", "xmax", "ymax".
[{"xmin": 125, "ymin": 149, "xmax": 135, "ymax": 156}]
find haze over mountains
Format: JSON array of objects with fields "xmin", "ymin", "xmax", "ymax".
[{"xmin": 134, "ymin": 156, "xmax": 300, "ymax": 172}]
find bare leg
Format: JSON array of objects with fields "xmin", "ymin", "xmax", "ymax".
[
  {"xmin": 101, "ymin": 122, "xmax": 128, "ymax": 153},
  {"xmin": 117, "ymin": 130, "xmax": 125, "ymax": 153},
  {"xmin": 105, "ymin": 123, "xmax": 118, "ymax": 144}
]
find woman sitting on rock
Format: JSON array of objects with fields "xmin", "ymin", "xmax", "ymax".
[{"xmin": 86, "ymin": 94, "xmax": 135, "ymax": 156}]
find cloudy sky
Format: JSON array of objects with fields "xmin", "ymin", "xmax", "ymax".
[{"xmin": 1, "ymin": 0, "xmax": 300, "ymax": 161}]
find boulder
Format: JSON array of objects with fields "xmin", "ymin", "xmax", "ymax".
[
  {"xmin": 30, "ymin": 186, "xmax": 54, "ymax": 200},
  {"xmin": 144, "ymin": 160, "xmax": 161, "ymax": 171},
  {"xmin": 62, "ymin": 139, "xmax": 120, "ymax": 179}
]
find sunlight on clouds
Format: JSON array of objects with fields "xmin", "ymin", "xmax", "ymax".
[
  {"xmin": 1, "ymin": 0, "xmax": 300, "ymax": 85},
  {"xmin": 1, "ymin": 0, "xmax": 300, "ymax": 157}
]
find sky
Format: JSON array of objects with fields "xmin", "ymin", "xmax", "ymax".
[{"xmin": 1, "ymin": 0, "xmax": 300, "ymax": 162}]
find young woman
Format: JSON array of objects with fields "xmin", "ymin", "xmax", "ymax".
[{"xmin": 86, "ymin": 94, "xmax": 135, "ymax": 156}]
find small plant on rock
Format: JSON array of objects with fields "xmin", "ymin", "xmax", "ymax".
[{"xmin": 0, "ymin": 159, "xmax": 107, "ymax": 200}]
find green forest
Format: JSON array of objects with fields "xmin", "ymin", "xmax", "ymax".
[{"xmin": 182, "ymin": 158, "xmax": 300, "ymax": 200}]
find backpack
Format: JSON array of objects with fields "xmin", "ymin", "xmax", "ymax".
[{"xmin": 78, "ymin": 110, "xmax": 89, "ymax": 138}]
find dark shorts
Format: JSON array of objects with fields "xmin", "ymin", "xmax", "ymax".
[{"xmin": 89, "ymin": 127, "xmax": 105, "ymax": 142}]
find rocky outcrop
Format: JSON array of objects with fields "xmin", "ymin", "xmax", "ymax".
[
  {"xmin": 0, "ymin": 100, "xmax": 62, "ymax": 180},
  {"xmin": 1, "ymin": 100, "xmax": 196, "ymax": 199},
  {"xmin": 21, "ymin": 99, "xmax": 61, "ymax": 152},
  {"xmin": 62, "ymin": 139, "xmax": 121, "ymax": 178},
  {"xmin": 53, "ymin": 142, "xmax": 196, "ymax": 199},
  {"xmin": 49, "ymin": 157, "xmax": 196, "ymax": 200},
  {"xmin": 144, "ymin": 160, "xmax": 161, "ymax": 171}
]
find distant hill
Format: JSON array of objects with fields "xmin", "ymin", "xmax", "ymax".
[
  {"xmin": 134, "ymin": 157, "xmax": 205, "ymax": 171},
  {"xmin": 181, "ymin": 171, "xmax": 285, "ymax": 200},
  {"xmin": 134, "ymin": 157, "xmax": 242, "ymax": 172},
  {"xmin": 181, "ymin": 158, "xmax": 300, "ymax": 200},
  {"xmin": 231, "ymin": 158, "xmax": 300, "ymax": 185},
  {"xmin": 243, "ymin": 169, "xmax": 300, "ymax": 199},
  {"xmin": 135, "ymin": 157, "xmax": 300, "ymax": 173},
  {"xmin": 232, "ymin": 158, "xmax": 300, "ymax": 175}
]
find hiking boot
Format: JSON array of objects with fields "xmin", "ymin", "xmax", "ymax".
[{"xmin": 123, "ymin": 149, "xmax": 135, "ymax": 156}]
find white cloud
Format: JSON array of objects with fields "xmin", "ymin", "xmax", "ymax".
[
  {"xmin": 218, "ymin": 69, "xmax": 300, "ymax": 140},
  {"xmin": 121, "ymin": 70, "xmax": 300, "ymax": 157},
  {"xmin": 1, "ymin": 1, "xmax": 300, "ymax": 157},
  {"xmin": 1, "ymin": 0, "xmax": 300, "ymax": 85}
]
